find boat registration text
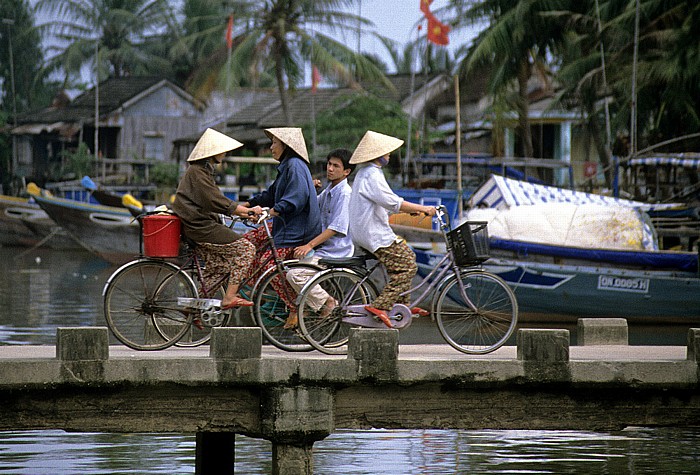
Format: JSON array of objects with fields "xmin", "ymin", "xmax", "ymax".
[{"xmin": 597, "ymin": 275, "xmax": 650, "ymax": 293}]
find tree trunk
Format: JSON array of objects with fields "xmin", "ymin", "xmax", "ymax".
[
  {"xmin": 587, "ymin": 106, "xmax": 614, "ymax": 189},
  {"xmin": 274, "ymin": 53, "xmax": 291, "ymax": 125},
  {"xmin": 517, "ymin": 58, "xmax": 538, "ymax": 180}
]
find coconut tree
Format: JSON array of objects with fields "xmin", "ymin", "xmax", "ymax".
[
  {"xmin": 35, "ymin": 0, "xmax": 176, "ymax": 82},
  {"xmin": 214, "ymin": 0, "xmax": 391, "ymax": 125},
  {"xmin": 445, "ymin": 0, "xmax": 567, "ymax": 161}
]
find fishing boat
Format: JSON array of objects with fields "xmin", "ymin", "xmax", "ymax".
[
  {"xmin": 27, "ymin": 185, "xmax": 140, "ymax": 264},
  {"xmin": 0, "ymin": 193, "xmax": 79, "ymax": 249},
  {"xmin": 408, "ymin": 175, "xmax": 700, "ymax": 322}
]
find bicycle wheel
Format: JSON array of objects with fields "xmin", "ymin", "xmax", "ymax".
[
  {"xmin": 253, "ymin": 262, "xmax": 321, "ymax": 352},
  {"xmin": 297, "ymin": 269, "xmax": 378, "ymax": 355},
  {"xmin": 103, "ymin": 260, "xmax": 197, "ymax": 350},
  {"xmin": 435, "ymin": 270, "xmax": 518, "ymax": 354}
]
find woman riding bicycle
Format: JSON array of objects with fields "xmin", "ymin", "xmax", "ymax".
[
  {"xmin": 242, "ymin": 127, "xmax": 322, "ymax": 328},
  {"xmin": 348, "ymin": 130, "xmax": 436, "ymax": 327},
  {"xmin": 171, "ymin": 128, "xmax": 258, "ymax": 310}
]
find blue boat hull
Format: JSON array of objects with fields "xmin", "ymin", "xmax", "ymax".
[{"xmin": 414, "ymin": 248, "xmax": 700, "ymax": 323}]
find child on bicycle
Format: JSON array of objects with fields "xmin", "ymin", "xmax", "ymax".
[
  {"xmin": 286, "ymin": 148, "xmax": 355, "ymax": 319},
  {"xmin": 171, "ymin": 128, "xmax": 257, "ymax": 310},
  {"xmin": 348, "ymin": 130, "xmax": 436, "ymax": 328}
]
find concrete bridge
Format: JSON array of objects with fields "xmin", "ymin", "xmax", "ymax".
[{"xmin": 0, "ymin": 319, "xmax": 699, "ymax": 474}]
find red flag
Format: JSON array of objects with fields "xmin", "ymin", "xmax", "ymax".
[
  {"xmin": 425, "ymin": 11, "xmax": 450, "ymax": 46},
  {"xmin": 311, "ymin": 65, "xmax": 321, "ymax": 93},
  {"xmin": 226, "ymin": 14, "xmax": 233, "ymax": 50},
  {"xmin": 419, "ymin": 0, "xmax": 433, "ymax": 15}
]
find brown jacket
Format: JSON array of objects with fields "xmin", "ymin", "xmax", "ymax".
[{"xmin": 172, "ymin": 160, "xmax": 243, "ymax": 243}]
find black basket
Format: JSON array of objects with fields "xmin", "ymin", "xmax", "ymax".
[{"xmin": 446, "ymin": 221, "xmax": 490, "ymax": 266}]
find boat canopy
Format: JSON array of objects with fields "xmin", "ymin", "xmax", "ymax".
[
  {"xmin": 468, "ymin": 175, "xmax": 686, "ymax": 213},
  {"xmin": 628, "ymin": 154, "xmax": 700, "ymax": 170}
]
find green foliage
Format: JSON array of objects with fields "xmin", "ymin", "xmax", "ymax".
[
  {"xmin": 310, "ymin": 93, "xmax": 413, "ymax": 153},
  {"xmin": 149, "ymin": 162, "xmax": 179, "ymax": 188},
  {"xmin": 61, "ymin": 143, "xmax": 93, "ymax": 179}
]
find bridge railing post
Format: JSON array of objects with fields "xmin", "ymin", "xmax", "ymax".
[
  {"xmin": 56, "ymin": 327, "xmax": 109, "ymax": 361},
  {"xmin": 577, "ymin": 318, "xmax": 628, "ymax": 345},
  {"xmin": 688, "ymin": 328, "xmax": 700, "ymax": 362},
  {"xmin": 347, "ymin": 328, "xmax": 399, "ymax": 380},
  {"xmin": 517, "ymin": 329, "xmax": 571, "ymax": 381}
]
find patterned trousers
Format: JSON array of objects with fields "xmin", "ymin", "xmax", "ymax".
[
  {"xmin": 196, "ymin": 239, "xmax": 256, "ymax": 297},
  {"xmin": 243, "ymin": 225, "xmax": 297, "ymax": 310},
  {"xmin": 372, "ymin": 239, "xmax": 417, "ymax": 310}
]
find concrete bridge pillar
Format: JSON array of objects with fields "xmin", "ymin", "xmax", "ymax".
[
  {"xmin": 261, "ymin": 387, "xmax": 335, "ymax": 475},
  {"xmin": 196, "ymin": 327, "xmax": 263, "ymax": 475}
]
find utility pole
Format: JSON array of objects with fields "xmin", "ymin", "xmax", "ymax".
[{"xmin": 2, "ymin": 18, "xmax": 17, "ymax": 190}]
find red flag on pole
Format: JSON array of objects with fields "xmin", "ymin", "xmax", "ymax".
[
  {"xmin": 226, "ymin": 14, "xmax": 233, "ymax": 50},
  {"xmin": 419, "ymin": 0, "xmax": 450, "ymax": 46},
  {"xmin": 311, "ymin": 65, "xmax": 321, "ymax": 93},
  {"xmin": 426, "ymin": 12, "xmax": 450, "ymax": 45}
]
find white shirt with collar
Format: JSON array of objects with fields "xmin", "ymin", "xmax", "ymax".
[
  {"xmin": 315, "ymin": 178, "xmax": 354, "ymax": 258},
  {"xmin": 349, "ymin": 163, "xmax": 403, "ymax": 253}
]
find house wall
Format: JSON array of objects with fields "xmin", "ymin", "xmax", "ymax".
[{"xmin": 115, "ymin": 87, "xmax": 202, "ymax": 162}]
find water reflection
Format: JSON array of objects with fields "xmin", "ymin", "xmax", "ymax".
[
  {"xmin": 0, "ymin": 246, "xmax": 112, "ymax": 345},
  {"xmin": 0, "ymin": 428, "xmax": 699, "ymax": 474}
]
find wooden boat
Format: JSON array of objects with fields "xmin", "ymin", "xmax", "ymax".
[
  {"xmin": 0, "ymin": 193, "xmax": 79, "ymax": 249},
  {"xmin": 27, "ymin": 186, "xmax": 140, "ymax": 264},
  {"xmin": 0, "ymin": 194, "xmax": 46, "ymax": 247}
]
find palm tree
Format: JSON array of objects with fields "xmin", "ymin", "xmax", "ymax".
[
  {"xmin": 35, "ymin": 0, "xmax": 175, "ymax": 82},
  {"xmin": 214, "ymin": 0, "xmax": 391, "ymax": 125},
  {"xmin": 445, "ymin": 0, "xmax": 566, "ymax": 162}
]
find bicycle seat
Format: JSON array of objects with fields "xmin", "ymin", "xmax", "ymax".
[{"xmin": 318, "ymin": 255, "xmax": 369, "ymax": 269}]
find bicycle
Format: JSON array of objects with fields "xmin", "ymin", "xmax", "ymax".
[
  {"xmin": 295, "ymin": 205, "xmax": 518, "ymax": 355},
  {"xmin": 102, "ymin": 209, "xmax": 321, "ymax": 351}
]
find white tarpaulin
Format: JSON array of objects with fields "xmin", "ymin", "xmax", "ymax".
[
  {"xmin": 466, "ymin": 203, "xmax": 658, "ymax": 251},
  {"xmin": 468, "ymin": 175, "xmax": 686, "ymax": 213}
]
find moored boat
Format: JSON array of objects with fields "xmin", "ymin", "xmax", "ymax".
[
  {"xmin": 27, "ymin": 186, "xmax": 140, "ymax": 264},
  {"xmin": 0, "ymin": 194, "xmax": 47, "ymax": 247},
  {"xmin": 407, "ymin": 175, "xmax": 699, "ymax": 322}
]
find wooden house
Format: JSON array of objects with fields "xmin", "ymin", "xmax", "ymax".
[{"xmin": 11, "ymin": 77, "xmax": 204, "ymax": 183}]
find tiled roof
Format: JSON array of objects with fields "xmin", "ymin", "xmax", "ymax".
[{"xmin": 15, "ymin": 77, "xmax": 197, "ymax": 125}]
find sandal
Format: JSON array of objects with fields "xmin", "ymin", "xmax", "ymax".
[
  {"xmin": 319, "ymin": 297, "xmax": 337, "ymax": 318},
  {"xmin": 283, "ymin": 311, "xmax": 298, "ymax": 329},
  {"xmin": 221, "ymin": 296, "xmax": 254, "ymax": 310}
]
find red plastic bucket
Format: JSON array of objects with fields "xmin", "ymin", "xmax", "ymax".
[{"xmin": 142, "ymin": 214, "xmax": 181, "ymax": 257}]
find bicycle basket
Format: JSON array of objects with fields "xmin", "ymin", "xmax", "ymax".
[{"xmin": 446, "ymin": 221, "xmax": 490, "ymax": 266}]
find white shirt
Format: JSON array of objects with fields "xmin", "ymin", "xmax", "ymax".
[
  {"xmin": 315, "ymin": 178, "xmax": 354, "ymax": 258},
  {"xmin": 349, "ymin": 163, "xmax": 403, "ymax": 253}
]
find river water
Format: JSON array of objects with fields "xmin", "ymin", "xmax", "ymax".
[{"xmin": 0, "ymin": 246, "xmax": 699, "ymax": 474}]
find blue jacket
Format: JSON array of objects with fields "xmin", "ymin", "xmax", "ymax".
[{"xmin": 248, "ymin": 156, "xmax": 321, "ymax": 247}]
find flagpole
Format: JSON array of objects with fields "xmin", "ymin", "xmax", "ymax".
[
  {"xmin": 454, "ymin": 75, "xmax": 463, "ymax": 219},
  {"xmin": 404, "ymin": 25, "xmax": 419, "ymax": 186}
]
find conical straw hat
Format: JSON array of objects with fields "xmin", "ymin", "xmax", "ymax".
[
  {"xmin": 187, "ymin": 128, "xmax": 243, "ymax": 162},
  {"xmin": 349, "ymin": 130, "xmax": 404, "ymax": 164},
  {"xmin": 264, "ymin": 127, "xmax": 309, "ymax": 163}
]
